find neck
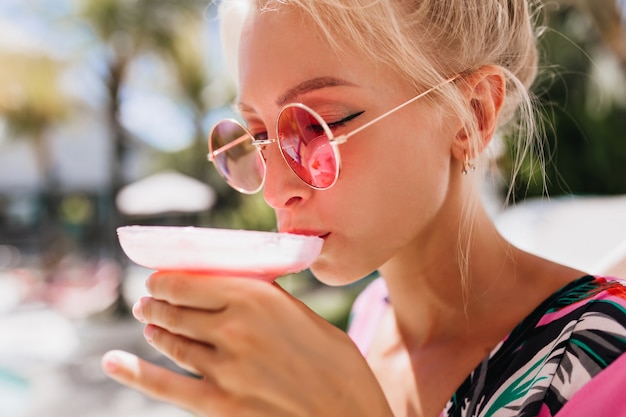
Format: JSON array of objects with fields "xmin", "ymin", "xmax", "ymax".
[{"xmin": 377, "ymin": 202, "xmax": 578, "ymax": 352}]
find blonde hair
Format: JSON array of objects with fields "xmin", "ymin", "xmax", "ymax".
[{"xmin": 221, "ymin": 0, "xmax": 543, "ymax": 193}]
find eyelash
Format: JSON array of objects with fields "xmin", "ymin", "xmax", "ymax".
[
  {"xmin": 327, "ymin": 111, "xmax": 364, "ymax": 130},
  {"xmin": 249, "ymin": 111, "xmax": 364, "ymax": 140}
]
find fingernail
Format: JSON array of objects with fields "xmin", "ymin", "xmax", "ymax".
[
  {"xmin": 132, "ymin": 299, "xmax": 146, "ymax": 323},
  {"xmin": 144, "ymin": 324, "xmax": 155, "ymax": 343},
  {"xmin": 101, "ymin": 350, "xmax": 136, "ymax": 375}
]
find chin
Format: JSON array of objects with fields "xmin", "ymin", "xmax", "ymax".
[{"xmin": 309, "ymin": 260, "xmax": 374, "ymax": 287}]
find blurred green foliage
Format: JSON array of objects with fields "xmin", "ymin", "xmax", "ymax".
[
  {"xmin": 0, "ymin": 54, "xmax": 68, "ymax": 136},
  {"xmin": 499, "ymin": 5, "xmax": 626, "ymax": 202}
]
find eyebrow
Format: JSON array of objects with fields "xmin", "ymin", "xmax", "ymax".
[
  {"xmin": 237, "ymin": 76, "xmax": 357, "ymax": 113},
  {"xmin": 276, "ymin": 76, "xmax": 357, "ymax": 106}
]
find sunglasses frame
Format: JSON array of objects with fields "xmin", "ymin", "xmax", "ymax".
[{"xmin": 208, "ymin": 75, "xmax": 459, "ymax": 194}]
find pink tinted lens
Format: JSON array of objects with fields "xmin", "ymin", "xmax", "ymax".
[
  {"xmin": 277, "ymin": 106, "xmax": 338, "ymax": 189},
  {"xmin": 210, "ymin": 120, "xmax": 265, "ymax": 193}
]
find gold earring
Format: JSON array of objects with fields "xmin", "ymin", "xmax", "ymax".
[{"xmin": 462, "ymin": 152, "xmax": 476, "ymax": 175}]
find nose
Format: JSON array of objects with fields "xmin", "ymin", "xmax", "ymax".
[{"xmin": 262, "ymin": 143, "xmax": 311, "ymax": 209}]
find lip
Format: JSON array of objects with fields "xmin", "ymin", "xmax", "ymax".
[{"xmin": 283, "ymin": 229, "xmax": 330, "ymax": 240}]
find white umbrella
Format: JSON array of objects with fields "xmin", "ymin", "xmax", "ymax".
[{"xmin": 116, "ymin": 170, "xmax": 216, "ymax": 216}]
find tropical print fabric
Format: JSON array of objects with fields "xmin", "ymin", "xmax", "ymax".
[
  {"xmin": 347, "ymin": 275, "xmax": 626, "ymax": 417},
  {"xmin": 444, "ymin": 275, "xmax": 626, "ymax": 416}
]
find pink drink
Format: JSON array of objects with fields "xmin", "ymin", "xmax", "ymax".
[{"xmin": 117, "ymin": 226, "xmax": 324, "ymax": 281}]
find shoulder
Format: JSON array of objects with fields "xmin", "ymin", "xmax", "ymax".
[
  {"xmin": 488, "ymin": 275, "xmax": 626, "ymax": 416},
  {"xmin": 503, "ymin": 275, "xmax": 626, "ymax": 364},
  {"xmin": 523, "ymin": 275, "xmax": 626, "ymax": 378},
  {"xmin": 536, "ymin": 275, "xmax": 626, "ymax": 332},
  {"xmin": 545, "ymin": 276, "xmax": 626, "ymax": 397},
  {"xmin": 447, "ymin": 276, "xmax": 626, "ymax": 416}
]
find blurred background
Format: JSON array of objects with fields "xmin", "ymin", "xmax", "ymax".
[{"xmin": 0, "ymin": 0, "xmax": 624, "ymax": 416}]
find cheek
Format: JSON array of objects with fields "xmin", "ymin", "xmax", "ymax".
[
  {"xmin": 343, "ymin": 121, "xmax": 452, "ymax": 214},
  {"xmin": 308, "ymin": 123, "xmax": 453, "ymax": 283}
]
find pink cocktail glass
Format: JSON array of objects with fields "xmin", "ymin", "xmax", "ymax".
[{"xmin": 116, "ymin": 226, "xmax": 324, "ymax": 281}]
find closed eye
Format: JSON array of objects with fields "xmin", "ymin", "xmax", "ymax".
[
  {"xmin": 306, "ymin": 111, "xmax": 365, "ymax": 136},
  {"xmin": 327, "ymin": 111, "xmax": 364, "ymax": 131}
]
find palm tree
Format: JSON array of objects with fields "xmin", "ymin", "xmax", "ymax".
[
  {"xmin": 556, "ymin": 0, "xmax": 626, "ymax": 72},
  {"xmin": 500, "ymin": 0, "xmax": 626, "ymax": 201},
  {"xmin": 166, "ymin": 19, "xmax": 216, "ymax": 179},
  {"xmin": 79, "ymin": 0, "xmax": 266, "ymax": 230},
  {"xmin": 0, "ymin": 51, "xmax": 76, "ymax": 277},
  {"xmin": 77, "ymin": 0, "xmax": 211, "ymax": 236},
  {"xmin": 76, "ymin": 0, "xmax": 233, "ymax": 314},
  {"xmin": 0, "ymin": 52, "xmax": 69, "ymax": 190},
  {"xmin": 79, "ymin": 0, "xmax": 209, "ymax": 180}
]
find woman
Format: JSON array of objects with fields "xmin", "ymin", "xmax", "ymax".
[{"xmin": 102, "ymin": 1, "xmax": 626, "ymax": 416}]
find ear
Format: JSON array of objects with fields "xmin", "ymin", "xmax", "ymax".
[{"xmin": 451, "ymin": 65, "xmax": 506, "ymax": 163}]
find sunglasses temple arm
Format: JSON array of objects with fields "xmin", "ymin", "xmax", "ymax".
[
  {"xmin": 207, "ymin": 133, "xmax": 251, "ymax": 161},
  {"xmin": 336, "ymin": 75, "xmax": 459, "ymax": 144}
]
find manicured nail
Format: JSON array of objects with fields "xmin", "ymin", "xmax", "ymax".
[
  {"xmin": 101, "ymin": 350, "xmax": 136, "ymax": 375},
  {"xmin": 132, "ymin": 299, "xmax": 146, "ymax": 323},
  {"xmin": 144, "ymin": 324, "xmax": 156, "ymax": 343}
]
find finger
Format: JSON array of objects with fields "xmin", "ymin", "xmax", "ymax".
[
  {"xmin": 147, "ymin": 271, "xmax": 272, "ymax": 309},
  {"xmin": 135, "ymin": 297, "xmax": 259, "ymax": 351},
  {"xmin": 143, "ymin": 324, "xmax": 222, "ymax": 379},
  {"xmin": 101, "ymin": 350, "xmax": 220, "ymax": 416},
  {"xmin": 144, "ymin": 325, "xmax": 270, "ymax": 405},
  {"xmin": 140, "ymin": 276, "xmax": 339, "ymax": 355},
  {"xmin": 103, "ymin": 350, "xmax": 292, "ymax": 417},
  {"xmin": 146, "ymin": 326, "xmax": 296, "ymax": 410},
  {"xmin": 147, "ymin": 272, "xmax": 317, "ymax": 320},
  {"xmin": 136, "ymin": 287, "xmax": 317, "ymax": 353},
  {"xmin": 134, "ymin": 297, "xmax": 223, "ymax": 345}
]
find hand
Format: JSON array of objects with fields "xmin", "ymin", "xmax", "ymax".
[{"xmin": 101, "ymin": 271, "xmax": 393, "ymax": 417}]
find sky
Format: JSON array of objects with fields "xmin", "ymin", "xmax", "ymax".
[{"xmin": 0, "ymin": 0, "xmax": 231, "ymax": 154}]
